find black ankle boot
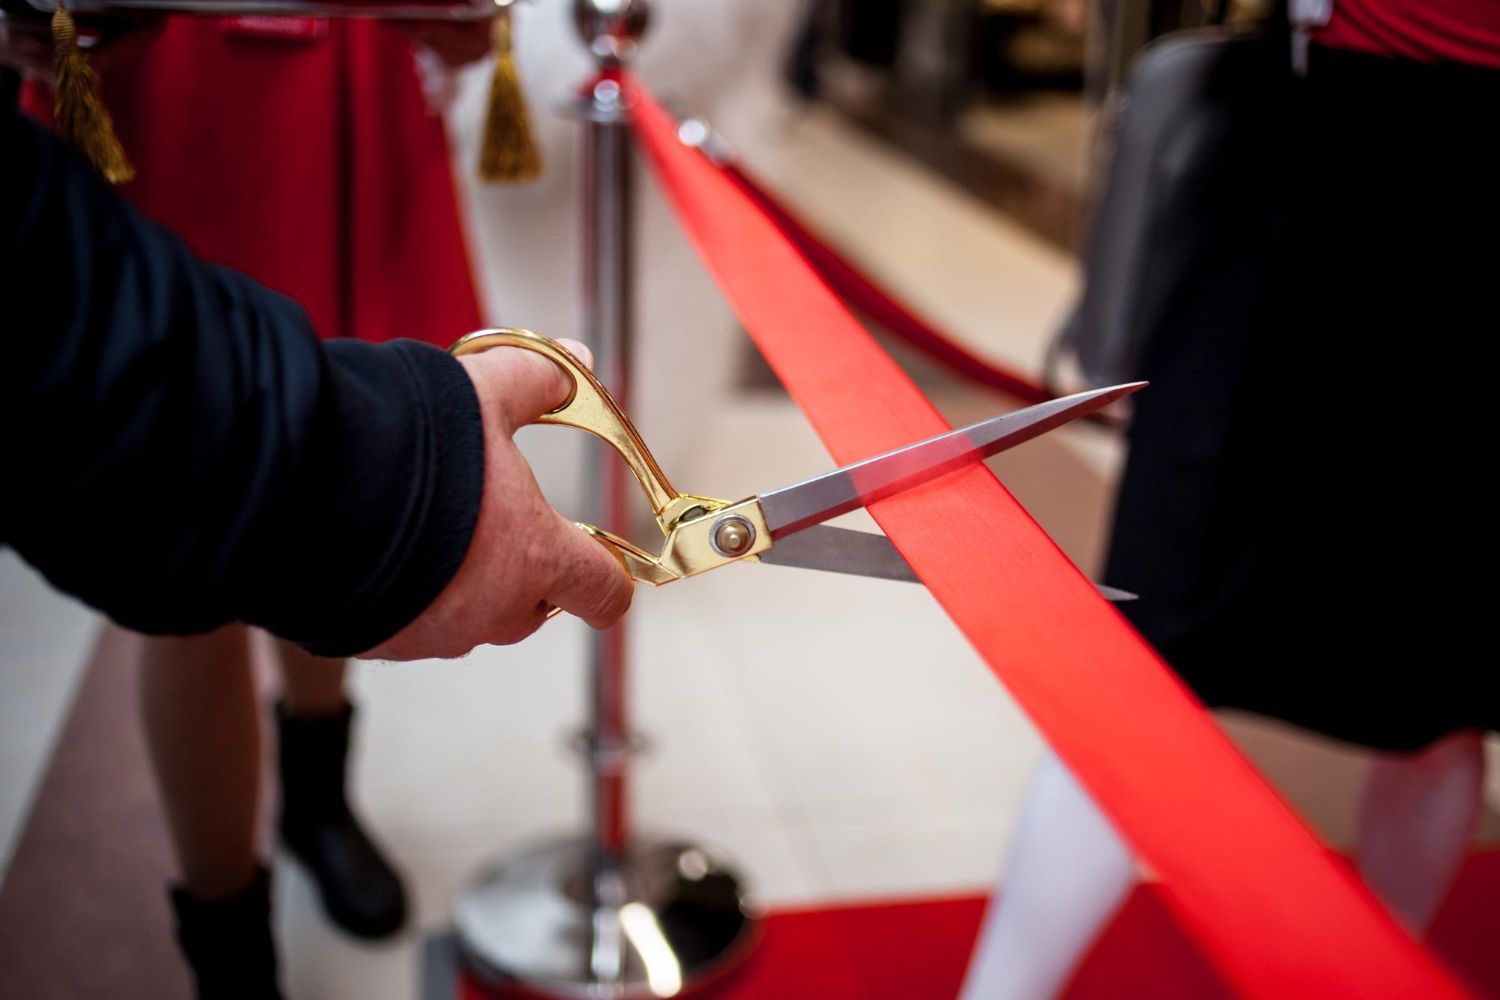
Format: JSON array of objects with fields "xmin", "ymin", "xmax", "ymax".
[
  {"xmin": 276, "ymin": 702, "xmax": 407, "ymax": 939},
  {"xmin": 170, "ymin": 866, "xmax": 283, "ymax": 1000}
]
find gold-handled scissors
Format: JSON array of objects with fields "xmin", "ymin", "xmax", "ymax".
[{"xmin": 451, "ymin": 328, "xmax": 1143, "ymax": 598}]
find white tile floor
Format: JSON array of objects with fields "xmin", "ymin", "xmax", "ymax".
[
  {"xmin": 962, "ymin": 93, "xmax": 1094, "ymax": 196},
  {"xmin": 4, "ymin": 45, "xmax": 1499, "ymax": 1000},
  {"xmin": 0, "ymin": 552, "xmax": 99, "ymax": 881}
]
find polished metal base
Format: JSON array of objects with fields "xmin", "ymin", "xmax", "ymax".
[{"xmin": 454, "ymin": 837, "xmax": 759, "ymax": 999}]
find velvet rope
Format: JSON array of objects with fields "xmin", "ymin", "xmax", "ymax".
[
  {"xmin": 719, "ymin": 158, "xmax": 1061, "ymax": 408},
  {"xmin": 626, "ymin": 77, "xmax": 1470, "ymax": 1000}
]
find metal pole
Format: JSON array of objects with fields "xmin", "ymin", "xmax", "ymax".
[
  {"xmin": 580, "ymin": 73, "xmax": 634, "ymax": 872},
  {"xmin": 454, "ymin": 4, "xmax": 758, "ymax": 993},
  {"xmin": 578, "ymin": 67, "xmax": 636, "ymax": 988}
]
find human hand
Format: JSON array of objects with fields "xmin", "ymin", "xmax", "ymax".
[
  {"xmin": 0, "ymin": 7, "xmax": 52, "ymax": 75},
  {"xmin": 361, "ymin": 338, "xmax": 634, "ymax": 660},
  {"xmin": 403, "ymin": 17, "xmax": 493, "ymax": 68},
  {"xmin": 0, "ymin": 7, "xmax": 160, "ymax": 79}
]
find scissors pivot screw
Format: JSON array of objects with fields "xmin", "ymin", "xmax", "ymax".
[{"xmin": 710, "ymin": 515, "xmax": 756, "ymax": 558}]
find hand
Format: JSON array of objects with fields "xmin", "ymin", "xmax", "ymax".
[
  {"xmin": 0, "ymin": 8, "xmax": 54, "ymax": 75},
  {"xmin": 362, "ymin": 338, "xmax": 634, "ymax": 660},
  {"xmin": 0, "ymin": 8, "xmax": 161, "ymax": 78},
  {"xmin": 403, "ymin": 18, "xmax": 493, "ymax": 68}
]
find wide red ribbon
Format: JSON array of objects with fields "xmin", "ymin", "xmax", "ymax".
[{"xmin": 627, "ymin": 77, "xmax": 1470, "ymax": 999}]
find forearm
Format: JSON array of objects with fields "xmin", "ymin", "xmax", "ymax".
[
  {"xmin": 240, "ymin": 338, "xmax": 484, "ymax": 656},
  {"xmin": 1, "ymin": 105, "xmax": 483, "ymax": 653}
]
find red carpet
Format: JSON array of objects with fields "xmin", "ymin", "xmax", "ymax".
[{"xmin": 461, "ymin": 852, "xmax": 1500, "ymax": 999}]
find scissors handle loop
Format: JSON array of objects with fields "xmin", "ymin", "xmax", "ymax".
[
  {"xmin": 450, "ymin": 328, "xmax": 707, "ymax": 527},
  {"xmin": 449, "ymin": 328, "xmax": 763, "ymax": 587}
]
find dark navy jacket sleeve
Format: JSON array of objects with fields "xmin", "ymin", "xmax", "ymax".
[{"xmin": 1, "ymin": 100, "xmax": 484, "ymax": 657}]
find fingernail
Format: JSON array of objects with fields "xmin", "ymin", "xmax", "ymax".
[{"xmin": 556, "ymin": 338, "xmax": 594, "ymax": 370}]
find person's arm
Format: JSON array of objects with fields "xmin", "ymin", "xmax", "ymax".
[{"xmin": 1, "ymin": 104, "xmax": 631, "ymax": 657}]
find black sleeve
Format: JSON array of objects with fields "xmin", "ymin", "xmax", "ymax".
[{"xmin": 1, "ymin": 104, "xmax": 484, "ymax": 657}]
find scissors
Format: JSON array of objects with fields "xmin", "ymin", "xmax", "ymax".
[{"xmin": 451, "ymin": 328, "xmax": 1143, "ymax": 599}]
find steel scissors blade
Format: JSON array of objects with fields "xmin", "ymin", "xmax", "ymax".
[
  {"xmin": 450, "ymin": 328, "xmax": 1143, "ymax": 598},
  {"xmin": 760, "ymin": 525, "xmax": 1138, "ymax": 601}
]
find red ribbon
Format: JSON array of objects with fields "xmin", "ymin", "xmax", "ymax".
[{"xmin": 626, "ymin": 76, "xmax": 1470, "ymax": 1000}]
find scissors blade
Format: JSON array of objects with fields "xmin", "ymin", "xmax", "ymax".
[
  {"xmin": 757, "ymin": 382, "xmax": 1145, "ymax": 540},
  {"xmin": 758, "ymin": 524, "xmax": 919, "ymax": 582},
  {"xmin": 759, "ymin": 525, "xmax": 1137, "ymax": 601}
]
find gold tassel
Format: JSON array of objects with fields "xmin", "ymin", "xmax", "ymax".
[
  {"xmin": 476, "ymin": 7, "xmax": 541, "ymax": 184},
  {"xmin": 51, "ymin": 5, "xmax": 134, "ymax": 184}
]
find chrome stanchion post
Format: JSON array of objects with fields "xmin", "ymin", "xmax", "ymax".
[
  {"xmin": 453, "ymin": 3, "xmax": 758, "ymax": 995},
  {"xmin": 577, "ymin": 68, "xmax": 634, "ymax": 985},
  {"xmin": 579, "ymin": 39, "xmax": 635, "ymax": 884}
]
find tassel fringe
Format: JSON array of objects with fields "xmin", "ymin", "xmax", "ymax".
[
  {"xmin": 51, "ymin": 6, "xmax": 134, "ymax": 184},
  {"xmin": 477, "ymin": 9, "xmax": 541, "ymax": 184}
]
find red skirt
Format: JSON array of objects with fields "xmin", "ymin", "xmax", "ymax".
[{"xmin": 28, "ymin": 15, "xmax": 483, "ymax": 345}]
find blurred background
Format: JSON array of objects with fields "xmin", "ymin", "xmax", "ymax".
[{"xmin": 2, "ymin": 0, "xmax": 1497, "ymax": 997}]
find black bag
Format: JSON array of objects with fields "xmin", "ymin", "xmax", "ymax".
[{"xmin": 1050, "ymin": 27, "xmax": 1293, "ymax": 389}]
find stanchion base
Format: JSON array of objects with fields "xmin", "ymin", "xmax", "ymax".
[{"xmin": 454, "ymin": 836, "xmax": 758, "ymax": 999}]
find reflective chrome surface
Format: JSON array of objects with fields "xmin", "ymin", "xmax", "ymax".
[
  {"xmin": 455, "ymin": 837, "xmax": 757, "ymax": 1000},
  {"xmin": 573, "ymin": 0, "xmax": 650, "ymax": 64},
  {"xmin": 577, "ymin": 42, "xmax": 636, "ymax": 866}
]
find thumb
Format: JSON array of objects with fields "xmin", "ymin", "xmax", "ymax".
[
  {"xmin": 553, "ymin": 338, "xmax": 594, "ymax": 371},
  {"xmin": 544, "ymin": 517, "xmax": 635, "ymax": 629},
  {"xmin": 470, "ymin": 338, "xmax": 593, "ymax": 431}
]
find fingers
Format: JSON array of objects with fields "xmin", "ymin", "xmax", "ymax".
[
  {"xmin": 544, "ymin": 517, "xmax": 635, "ymax": 629},
  {"xmin": 490, "ymin": 599, "xmax": 555, "ymax": 648},
  {"xmin": 472, "ymin": 347, "xmax": 574, "ymax": 430},
  {"xmin": 464, "ymin": 338, "xmax": 597, "ymax": 432},
  {"xmin": 554, "ymin": 338, "xmax": 594, "ymax": 371}
]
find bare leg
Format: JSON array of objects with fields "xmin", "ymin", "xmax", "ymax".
[
  {"xmin": 139, "ymin": 625, "xmax": 261, "ymax": 900},
  {"xmin": 1358, "ymin": 730, "xmax": 1484, "ymax": 934},
  {"xmin": 272, "ymin": 638, "xmax": 347, "ymax": 717},
  {"xmin": 960, "ymin": 750, "xmax": 1137, "ymax": 1000}
]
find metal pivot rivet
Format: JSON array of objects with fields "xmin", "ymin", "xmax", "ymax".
[{"xmin": 711, "ymin": 516, "xmax": 755, "ymax": 557}]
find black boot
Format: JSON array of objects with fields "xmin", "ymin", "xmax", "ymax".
[
  {"xmin": 276, "ymin": 702, "xmax": 407, "ymax": 939},
  {"xmin": 170, "ymin": 866, "xmax": 283, "ymax": 1000}
]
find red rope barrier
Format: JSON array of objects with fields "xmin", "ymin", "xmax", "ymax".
[
  {"xmin": 628, "ymin": 76, "xmax": 1470, "ymax": 1000},
  {"xmin": 720, "ymin": 159, "xmax": 1059, "ymax": 408}
]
